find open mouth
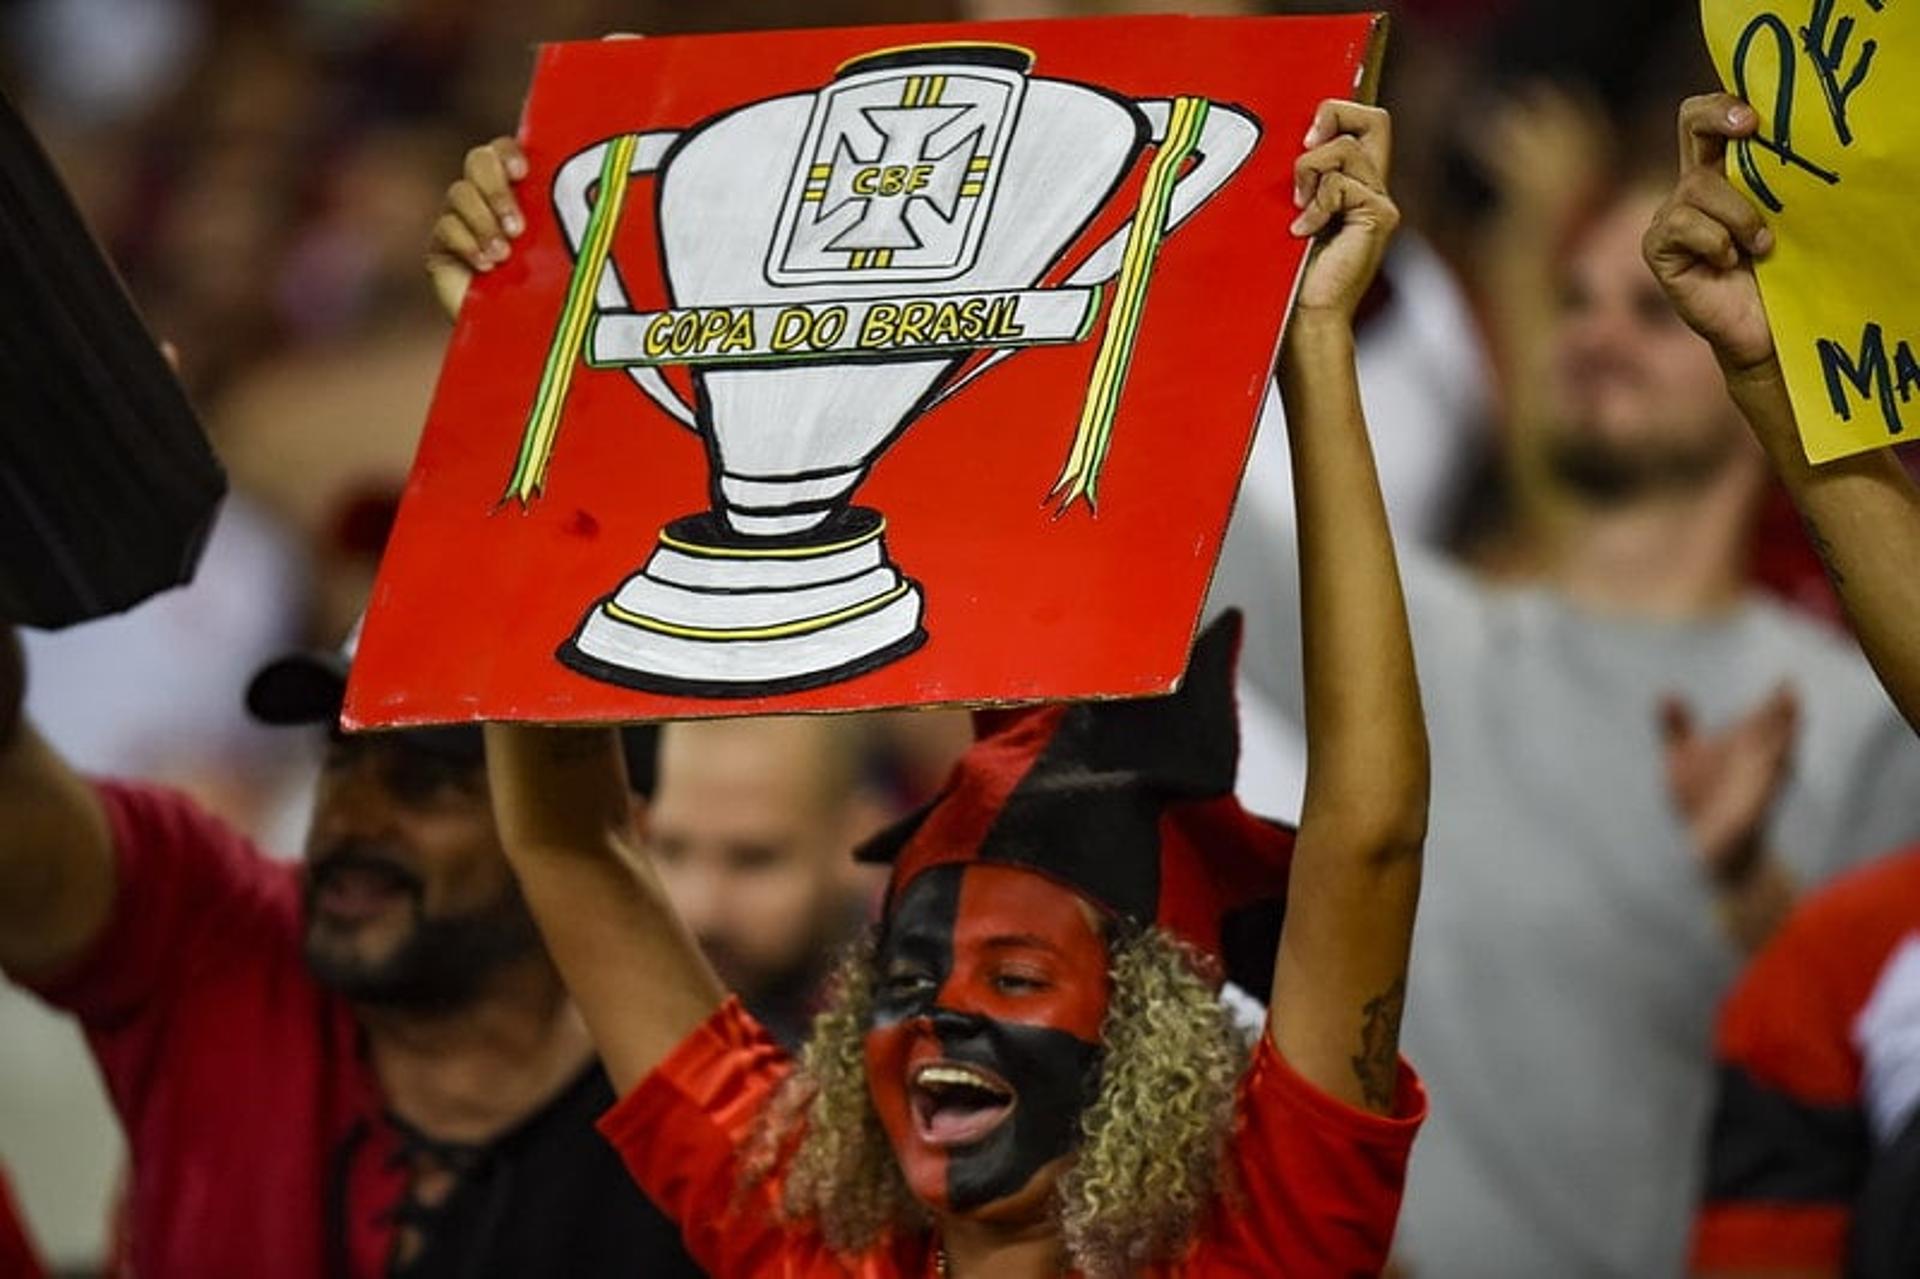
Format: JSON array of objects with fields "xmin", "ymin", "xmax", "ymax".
[
  {"xmin": 909, "ymin": 1060, "xmax": 1017, "ymax": 1148},
  {"xmin": 309, "ymin": 860, "xmax": 416, "ymax": 924}
]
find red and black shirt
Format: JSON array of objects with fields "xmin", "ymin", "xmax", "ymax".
[
  {"xmin": 600, "ymin": 996, "xmax": 1426, "ymax": 1276},
  {"xmin": 1693, "ymin": 846, "xmax": 1920, "ymax": 1278},
  {"xmin": 19, "ymin": 782, "xmax": 700, "ymax": 1279}
]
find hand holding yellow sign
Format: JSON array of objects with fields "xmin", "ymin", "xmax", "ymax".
[{"xmin": 1702, "ymin": 0, "xmax": 1920, "ymax": 462}]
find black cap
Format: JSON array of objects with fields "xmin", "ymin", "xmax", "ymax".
[
  {"xmin": 242, "ymin": 625, "xmax": 657, "ymax": 795},
  {"xmin": 245, "ymin": 617, "xmax": 360, "ymax": 728},
  {"xmin": 245, "ymin": 648, "xmax": 352, "ymax": 727}
]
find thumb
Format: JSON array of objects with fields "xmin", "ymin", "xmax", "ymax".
[
  {"xmin": 1756, "ymin": 682, "xmax": 1800, "ymax": 754},
  {"xmin": 426, "ymin": 253, "xmax": 471, "ymax": 325}
]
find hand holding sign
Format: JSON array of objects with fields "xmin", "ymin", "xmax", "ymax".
[
  {"xmin": 426, "ymin": 137, "xmax": 530, "ymax": 321},
  {"xmin": 1701, "ymin": 0, "xmax": 1920, "ymax": 462},
  {"xmin": 1649, "ymin": 94, "xmax": 1920, "ymax": 739},
  {"xmin": 1644, "ymin": 94, "xmax": 1778, "ymax": 374},
  {"xmin": 1290, "ymin": 100, "xmax": 1399, "ymax": 321}
]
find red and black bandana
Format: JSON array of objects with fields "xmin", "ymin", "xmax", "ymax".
[{"xmin": 858, "ymin": 610, "xmax": 1297, "ymax": 994}]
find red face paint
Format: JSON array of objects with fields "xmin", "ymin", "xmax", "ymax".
[{"xmin": 864, "ymin": 863, "xmax": 1110, "ymax": 1214}]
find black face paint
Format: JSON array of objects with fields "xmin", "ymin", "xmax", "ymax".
[
  {"xmin": 867, "ymin": 863, "xmax": 1107, "ymax": 1212},
  {"xmin": 926, "ymin": 1007, "xmax": 1101, "ymax": 1210}
]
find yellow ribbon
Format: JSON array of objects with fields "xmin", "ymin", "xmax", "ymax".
[
  {"xmin": 1050, "ymin": 96, "xmax": 1209, "ymax": 516},
  {"xmin": 505, "ymin": 133, "xmax": 639, "ymax": 506}
]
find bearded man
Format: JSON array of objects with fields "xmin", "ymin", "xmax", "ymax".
[{"xmin": 0, "ymin": 626, "xmax": 704, "ymax": 1279}]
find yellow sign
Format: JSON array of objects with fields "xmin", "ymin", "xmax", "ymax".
[{"xmin": 1703, "ymin": 0, "xmax": 1920, "ymax": 462}]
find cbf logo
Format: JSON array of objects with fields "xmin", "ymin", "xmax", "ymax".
[{"xmin": 768, "ymin": 54, "xmax": 1026, "ymax": 283}]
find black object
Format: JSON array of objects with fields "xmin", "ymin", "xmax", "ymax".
[
  {"xmin": 1851, "ymin": 1102, "xmax": 1920, "ymax": 1279},
  {"xmin": 0, "ymin": 88, "xmax": 224, "ymax": 628},
  {"xmin": 245, "ymin": 639, "xmax": 663, "ymax": 798},
  {"xmin": 326, "ymin": 1064, "xmax": 707, "ymax": 1279}
]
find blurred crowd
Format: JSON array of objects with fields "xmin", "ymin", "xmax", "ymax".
[{"xmin": 2, "ymin": 0, "xmax": 1916, "ymax": 1276}]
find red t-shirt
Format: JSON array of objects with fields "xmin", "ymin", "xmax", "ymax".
[
  {"xmin": 599, "ymin": 997, "xmax": 1426, "ymax": 1276},
  {"xmin": 20, "ymin": 783, "xmax": 408, "ymax": 1279},
  {"xmin": 1692, "ymin": 846, "xmax": 1920, "ymax": 1276}
]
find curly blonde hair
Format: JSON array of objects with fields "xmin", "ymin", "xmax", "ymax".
[{"xmin": 742, "ymin": 925, "xmax": 1251, "ymax": 1276}]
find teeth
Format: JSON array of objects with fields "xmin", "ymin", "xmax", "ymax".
[{"xmin": 916, "ymin": 1065, "xmax": 1003, "ymax": 1093}]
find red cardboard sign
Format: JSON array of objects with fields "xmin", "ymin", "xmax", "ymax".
[{"xmin": 346, "ymin": 14, "xmax": 1384, "ymax": 726}]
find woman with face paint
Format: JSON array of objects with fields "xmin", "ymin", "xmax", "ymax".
[{"xmin": 466, "ymin": 98, "xmax": 1428, "ymax": 1278}]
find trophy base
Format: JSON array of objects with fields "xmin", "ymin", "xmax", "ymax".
[{"xmin": 558, "ymin": 507, "xmax": 927, "ymax": 698}]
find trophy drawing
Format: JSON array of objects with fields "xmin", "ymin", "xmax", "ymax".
[{"xmin": 510, "ymin": 43, "xmax": 1259, "ymax": 696}]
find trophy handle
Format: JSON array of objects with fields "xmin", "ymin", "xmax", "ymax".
[
  {"xmin": 505, "ymin": 131, "xmax": 686, "ymax": 506},
  {"xmin": 554, "ymin": 132, "xmax": 699, "ymax": 426},
  {"xmin": 938, "ymin": 101, "xmax": 1259, "ymax": 513},
  {"xmin": 936, "ymin": 100, "xmax": 1260, "ymax": 415},
  {"xmin": 1060, "ymin": 101, "xmax": 1259, "ymax": 290},
  {"xmin": 551, "ymin": 134, "xmax": 677, "ymax": 311}
]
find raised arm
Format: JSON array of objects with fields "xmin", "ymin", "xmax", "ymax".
[
  {"xmin": 429, "ymin": 144, "xmax": 728, "ymax": 1091},
  {"xmin": 1267, "ymin": 102, "xmax": 1429, "ymax": 1114},
  {"xmin": 0, "ymin": 625, "xmax": 117, "ymax": 979},
  {"xmin": 484, "ymin": 725, "xmax": 725, "ymax": 1093},
  {"xmin": 1646, "ymin": 94, "xmax": 1920, "ymax": 734}
]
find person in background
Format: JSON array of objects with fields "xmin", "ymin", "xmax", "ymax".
[
  {"xmin": 1211, "ymin": 100, "xmax": 1920, "ymax": 1279},
  {"xmin": 0, "ymin": 624, "xmax": 703, "ymax": 1279},
  {"xmin": 2, "ymin": 492, "xmax": 312, "ymax": 1273},
  {"xmin": 646, "ymin": 716, "xmax": 882, "ymax": 1047},
  {"xmin": 1687, "ymin": 844, "xmax": 1920, "ymax": 1279},
  {"xmin": 1644, "ymin": 92, "xmax": 1920, "ymax": 735},
  {"xmin": 437, "ymin": 98, "xmax": 1429, "ymax": 1277}
]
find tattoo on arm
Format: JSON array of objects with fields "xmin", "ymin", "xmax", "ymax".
[
  {"xmin": 1351, "ymin": 976, "xmax": 1407, "ymax": 1112},
  {"xmin": 1804, "ymin": 517, "xmax": 1848, "ymax": 588}
]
